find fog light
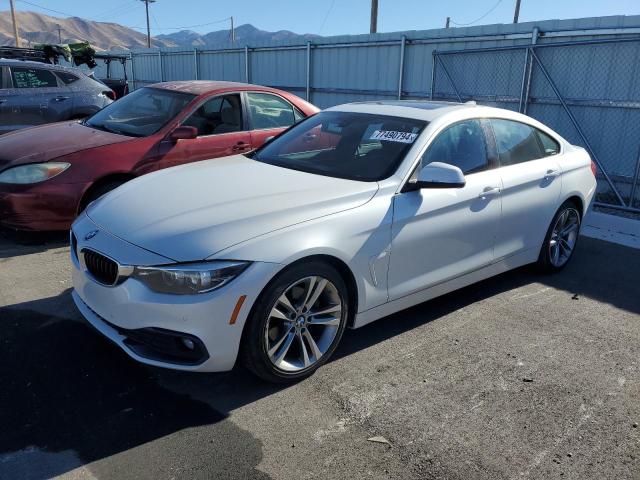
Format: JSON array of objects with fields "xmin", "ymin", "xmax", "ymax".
[{"xmin": 181, "ymin": 338, "xmax": 195, "ymax": 350}]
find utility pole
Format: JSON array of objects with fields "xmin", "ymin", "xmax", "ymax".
[
  {"xmin": 140, "ymin": 0, "xmax": 156, "ymax": 48},
  {"xmin": 370, "ymin": 0, "xmax": 378, "ymax": 34},
  {"xmin": 55, "ymin": 24, "xmax": 62, "ymax": 43},
  {"xmin": 445, "ymin": 16, "xmax": 450, "ymax": 28},
  {"xmin": 513, "ymin": 0, "xmax": 521, "ymax": 23},
  {"xmin": 230, "ymin": 16, "xmax": 235, "ymax": 44},
  {"xmin": 9, "ymin": 0, "xmax": 21, "ymax": 48}
]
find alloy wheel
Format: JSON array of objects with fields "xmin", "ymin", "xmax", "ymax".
[
  {"xmin": 264, "ymin": 276, "xmax": 343, "ymax": 372},
  {"xmin": 549, "ymin": 207, "xmax": 580, "ymax": 267}
]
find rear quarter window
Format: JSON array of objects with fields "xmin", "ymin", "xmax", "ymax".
[
  {"xmin": 55, "ymin": 71, "xmax": 80, "ymax": 85},
  {"xmin": 536, "ymin": 130, "xmax": 560, "ymax": 157}
]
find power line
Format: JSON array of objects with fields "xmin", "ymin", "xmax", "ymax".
[
  {"xmin": 450, "ymin": 0, "xmax": 504, "ymax": 27},
  {"xmin": 92, "ymin": 1, "xmax": 139, "ymax": 21},
  {"xmin": 318, "ymin": 0, "xmax": 336, "ymax": 34},
  {"xmin": 16, "ymin": 0, "xmax": 74, "ymax": 17},
  {"xmin": 14, "ymin": 0, "xmax": 231, "ymax": 32}
]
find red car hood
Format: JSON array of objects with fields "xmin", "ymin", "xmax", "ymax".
[{"xmin": 0, "ymin": 121, "xmax": 131, "ymax": 170}]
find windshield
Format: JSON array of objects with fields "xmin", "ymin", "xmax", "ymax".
[
  {"xmin": 252, "ymin": 111, "xmax": 427, "ymax": 181},
  {"xmin": 85, "ymin": 87, "xmax": 196, "ymax": 137}
]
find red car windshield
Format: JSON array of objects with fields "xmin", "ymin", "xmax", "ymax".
[{"xmin": 85, "ymin": 87, "xmax": 196, "ymax": 137}]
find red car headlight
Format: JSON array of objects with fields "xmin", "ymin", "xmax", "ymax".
[{"xmin": 0, "ymin": 162, "xmax": 71, "ymax": 184}]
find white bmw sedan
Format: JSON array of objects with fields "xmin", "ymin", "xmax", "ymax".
[{"xmin": 71, "ymin": 101, "xmax": 596, "ymax": 382}]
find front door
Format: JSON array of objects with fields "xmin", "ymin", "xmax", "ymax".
[
  {"xmin": 155, "ymin": 93, "xmax": 252, "ymax": 170},
  {"xmin": 388, "ymin": 119, "xmax": 502, "ymax": 300}
]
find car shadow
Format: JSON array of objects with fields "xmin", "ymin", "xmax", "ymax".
[
  {"xmin": 0, "ymin": 228, "xmax": 69, "ymax": 259},
  {"xmin": 0, "ymin": 292, "xmax": 275, "ymax": 480},
  {"xmin": 0, "ymin": 236, "xmax": 637, "ymax": 479}
]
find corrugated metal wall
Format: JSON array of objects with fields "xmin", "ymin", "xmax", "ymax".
[{"xmin": 117, "ymin": 15, "xmax": 640, "ymax": 109}]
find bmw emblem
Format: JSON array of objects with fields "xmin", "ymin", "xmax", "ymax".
[{"xmin": 84, "ymin": 230, "xmax": 99, "ymax": 241}]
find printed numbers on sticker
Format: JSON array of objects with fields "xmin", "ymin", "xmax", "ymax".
[{"xmin": 370, "ymin": 130, "xmax": 418, "ymax": 143}]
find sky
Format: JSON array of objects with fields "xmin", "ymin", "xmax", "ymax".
[{"xmin": 2, "ymin": 0, "xmax": 640, "ymax": 36}]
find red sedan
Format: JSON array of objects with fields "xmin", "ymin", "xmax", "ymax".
[{"xmin": 0, "ymin": 81, "xmax": 319, "ymax": 231}]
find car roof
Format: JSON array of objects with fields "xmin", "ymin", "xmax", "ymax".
[
  {"xmin": 327, "ymin": 100, "xmax": 475, "ymax": 122},
  {"xmin": 0, "ymin": 58, "xmax": 84, "ymax": 73},
  {"xmin": 148, "ymin": 80, "xmax": 285, "ymax": 96}
]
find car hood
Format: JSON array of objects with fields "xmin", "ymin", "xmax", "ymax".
[
  {"xmin": 87, "ymin": 155, "xmax": 378, "ymax": 262},
  {"xmin": 0, "ymin": 121, "xmax": 131, "ymax": 170}
]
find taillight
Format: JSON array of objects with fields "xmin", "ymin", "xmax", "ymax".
[
  {"xmin": 102, "ymin": 90, "xmax": 116, "ymax": 101},
  {"xmin": 590, "ymin": 160, "xmax": 597, "ymax": 177}
]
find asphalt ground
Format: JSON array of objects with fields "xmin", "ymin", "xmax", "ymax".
[{"xmin": 0, "ymin": 231, "xmax": 638, "ymax": 480}]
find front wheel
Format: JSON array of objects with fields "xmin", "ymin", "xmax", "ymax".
[
  {"xmin": 242, "ymin": 261, "xmax": 349, "ymax": 383},
  {"xmin": 537, "ymin": 201, "xmax": 581, "ymax": 272}
]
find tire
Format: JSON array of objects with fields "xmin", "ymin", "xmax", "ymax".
[
  {"xmin": 241, "ymin": 260, "xmax": 349, "ymax": 383},
  {"xmin": 537, "ymin": 200, "xmax": 581, "ymax": 273},
  {"xmin": 80, "ymin": 181, "xmax": 125, "ymax": 212}
]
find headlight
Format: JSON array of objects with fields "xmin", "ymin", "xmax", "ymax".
[
  {"xmin": 132, "ymin": 260, "xmax": 250, "ymax": 295},
  {"xmin": 0, "ymin": 162, "xmax": 70, "ymax": 184}
]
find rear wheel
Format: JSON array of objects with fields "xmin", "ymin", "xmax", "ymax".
[
  {"xmin": 537, "ymin": 201, "xmax": 581, "ymax": 272},
  {"xmin": 242, "ymin": 261, "xmax": 349, "ymax": 383}
]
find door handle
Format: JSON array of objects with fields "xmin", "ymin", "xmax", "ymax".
[
  {"xmin": 544, "ymin": 169, "xmax": 560, "ymax": 180},
  {"xmin": 478, "ymin": 186, "xmax": 501, "ymax": 199},
  {"xmin": 231, "ymin": 141, "xmax": 251, "ymax": 152},
  {"xmin": 54, "ymin": 96, "xmax": 70, "ymax": 102}
]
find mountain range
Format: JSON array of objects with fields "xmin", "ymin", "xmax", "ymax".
[{"xmin": 0, "ymin": 10, "xmax": 320, "ymax": 51}]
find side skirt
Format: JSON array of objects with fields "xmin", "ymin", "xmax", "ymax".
[{"xmin": 352, "ymin": 248, "xmax": 536, "ymax": 329}]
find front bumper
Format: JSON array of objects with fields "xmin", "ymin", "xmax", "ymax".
[
  {"xmin": 0, "ymin": 181, "xmax": 88, "ymax": 231},
  {"xmin": 70, "ymin": 214, "xmax": 283, "ymax": 372}
]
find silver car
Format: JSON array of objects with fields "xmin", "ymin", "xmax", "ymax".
[{"xmin": 0, "ymin": 59, "xmax": 114, "ymax": 134}]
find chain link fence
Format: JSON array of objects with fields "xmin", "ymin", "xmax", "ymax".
[{"xmin": 432, "ymin": 37, "xmax": 640, "ymax": 214}]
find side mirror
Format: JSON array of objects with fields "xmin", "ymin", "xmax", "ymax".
[
  {"xmin": 405, "ymin": 162, "xmax": 466, "ymax": 191},
  {"xmin": 168, "ymin": 126, "xmax": 197, "ymax": 142}
]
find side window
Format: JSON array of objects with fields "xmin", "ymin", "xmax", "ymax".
[
  {"xmin": 10, "ymin": 67, "xmax": 58, "ymax": 88},
  {"xmin": 536, "ymin": 129, "xmax": 560, "ymax": 157},
  {"xmin": 421, "ymin": 119, "xmax": 489, "ymax": 175},
  {"xmin": 182, "ymin": 94, "xmax": 242, "ymax": 136},
  {"xmin": 55, "ymin": 71, "xmax": 80, "ymax": 85},
  {"xmin": 247, "ymin": 92, "xmax": 297, "ymax": 129},
  {"xmin": 491, "ymin": 119, "xmax": 544, "ymax": 166}
]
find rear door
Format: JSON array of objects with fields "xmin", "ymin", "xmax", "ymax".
[
  {"xmin": 155, "ymin": 93, "xmax": 252, "ymax": 170},
  {"xmin": 53, "ymin": 70, "xmax": 83, "ymax": 116},
  {"xmin": 246, "ymin": 92, "xmax": 305, "ymax": 148},
  {"xmin": 489, "ymin": 118, "xmax": 563, "ymax": 260}
]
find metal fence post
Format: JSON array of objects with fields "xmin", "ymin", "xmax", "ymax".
[
  {"xmin": 158, "ymin": 50, "xmax": 164, "ymax": 82},
  {"xmin": 306, "ymin": 41, "xmax": 311, "ymax": 101},
  {"xmin": 397, "ymin": 35, "xmax": 406, "ymax": 99},
  {"xmin": 630, "ymin": 147, "xmax": 640, "ymax": 209},
  {"xmin": 244, "ymin": 46, "xmax": 250, "ymax": 83},
  {"xmin": 129, "ymin": 52, "xmax": 136, "ymax": 90},
  {"xmin": 520, "ymin": 27, "xmax": 538, "ymax": 114},
  {"xmin": 530, "ymin": 48, "xmax": 626, "ymax": 207},
  {"xmin": 194, "ymin": 48, "xmax": 199, "ymax": 80},
  {"xmin": 429, "ymin": 50, "xmax": 436, "ymax": 100}
]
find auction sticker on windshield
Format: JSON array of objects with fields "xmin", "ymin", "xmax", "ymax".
[{"xmin": 370, "ymin": 130, "xmax": 418, "ymax": 143}]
